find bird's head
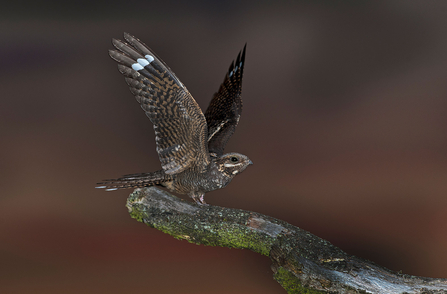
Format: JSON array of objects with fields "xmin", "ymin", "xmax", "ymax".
[{"xmin": 214, "ymin": 152, "xmax": 253, "ymax": 177}]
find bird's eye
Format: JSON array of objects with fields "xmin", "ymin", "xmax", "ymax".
[{"xmin": 230, "ymin": 156, "xmax": 239, "ymax": 162}]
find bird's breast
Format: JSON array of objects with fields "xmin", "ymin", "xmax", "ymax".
[{"xmin": 172, "ymin": 164, "xmax": 232, "ymax": 194}]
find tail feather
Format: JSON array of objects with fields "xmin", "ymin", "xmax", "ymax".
[{"xmin": 96, "ymin": 170, "xmax": 169, "ymax": 191}]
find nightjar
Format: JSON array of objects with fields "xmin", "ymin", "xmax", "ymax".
[{"xmin": 97, "ymin": 33, "xmax": 252, "ymax": 205}]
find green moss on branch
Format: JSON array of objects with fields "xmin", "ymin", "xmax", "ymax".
[{"xmin": 126, "ymin": 187, "xmax": 447, "ymax": 294}]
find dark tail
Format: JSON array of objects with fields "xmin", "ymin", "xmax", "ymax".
[{"xmin": 96, "ymin": 170, "xmax": 169, "ymax": 191}]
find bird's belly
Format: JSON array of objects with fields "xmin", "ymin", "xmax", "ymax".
[
  {"xmin": 173, "ymin": 170, "xmax": 231, "ymax": 194},
  {"xmin": 200, "ymin": 169, "xmax": 232, "ymax": 192}
]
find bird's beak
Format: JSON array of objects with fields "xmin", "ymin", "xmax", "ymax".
[{"xmin": 248, "ymin": 160, "xmax": 253, "ymax": 165}]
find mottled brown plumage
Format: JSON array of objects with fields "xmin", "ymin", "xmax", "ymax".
[{"xmin": 97, "ymin": 33, "xmax": 252, "ymax": 205}]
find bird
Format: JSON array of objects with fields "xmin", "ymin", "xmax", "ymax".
[{"xmin": 97, "ymin": 33, "xmax": 252, "ymax": 205}]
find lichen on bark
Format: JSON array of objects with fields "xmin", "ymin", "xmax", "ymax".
[{"xmin": 126, "ymin": 187, "xmax": 447, "ymax": 294}]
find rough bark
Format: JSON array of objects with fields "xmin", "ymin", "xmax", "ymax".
[{"xmin": 126, "ymin": 187, "xmax": 447, "ymax": 294}]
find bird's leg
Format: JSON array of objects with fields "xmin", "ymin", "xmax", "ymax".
[{"xmin": 190, "ymin": 192, "xmax": 208, "ymax": 206}]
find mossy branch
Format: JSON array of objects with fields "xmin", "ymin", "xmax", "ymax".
[{"xmin": 126, "ymin": 187, "xmax": 447, "ymax": 294}]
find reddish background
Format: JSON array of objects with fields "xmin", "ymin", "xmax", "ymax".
[{"xmin": 1, "ymin": 1, "xmax": 447, "ymax": 293}]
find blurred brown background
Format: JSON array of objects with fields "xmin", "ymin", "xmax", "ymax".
[{"xmin": 1, "ymin": 0, "xmax": 447, "ymax": 293}]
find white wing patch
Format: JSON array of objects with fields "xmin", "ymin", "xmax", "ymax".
[
  {"xmin": 137, "ymin": 58, "xmax": 149, "ymax": 67},
  {"xmin": 132, "ymin": 55, "xmax": 155, "ymax": 71},
  {"xmin": 132, "ymin": 63, "xmax": 144, "ymax": 71},
  {"xmin": 145, "ymin": 55, "xmax": 154, "ymax": 63}
]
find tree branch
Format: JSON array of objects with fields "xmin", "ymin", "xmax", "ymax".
[{"xmin": 126, "ymin": 187, "xmax": 447, "ymax": 294}]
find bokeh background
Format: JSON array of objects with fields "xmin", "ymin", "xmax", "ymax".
[{"xmin": 2, "ymin": 0, "xmax": 447, "ymax": 293}]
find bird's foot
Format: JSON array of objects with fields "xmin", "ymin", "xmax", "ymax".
[{"xmin": 191, "ymin": 193, "xmax": 208, "ymax": 206}]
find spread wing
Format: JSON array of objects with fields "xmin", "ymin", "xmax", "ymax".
[
  {"xmin": 205, "ymin": 44, "xmax": 246, "ymax": 156},
  {"xmin": 109, "ymin": 33, "xmax": 210, "ymax": 174}
]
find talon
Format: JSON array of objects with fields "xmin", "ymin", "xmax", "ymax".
[
  {"xmin": 191, "ymin": 193, "xmax": 208, "ymax": 205},
  {"xmin": 199, "ymin": 194, "xmax": 207, "ymax": 205}
]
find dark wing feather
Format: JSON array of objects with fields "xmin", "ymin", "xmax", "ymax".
[
  {"xmin": 109, "ymin": 33, "xmax": 210, "ymax": 174},
  {"xmin": 205, "ymin": 44, "xmax": 246, "ymax": 156}
]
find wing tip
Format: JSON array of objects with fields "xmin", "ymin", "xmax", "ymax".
[
  {"xmin": 241, "ymin": 43, "xmax": 247, "ymax": 64},
  {"xmin": 123, "ymin": 32, "xmax": 135, "ymax": 42},
  {"xmin": 108, "ymin": 49, "xmax": 130, "ymax": 65},
  {"xmin": 226, "ymin": 44, "xmax": 246, "ymax": 80},
  {"xmin": 108, "ymin": 49, "xmax": 120, "ymax": 61}
]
